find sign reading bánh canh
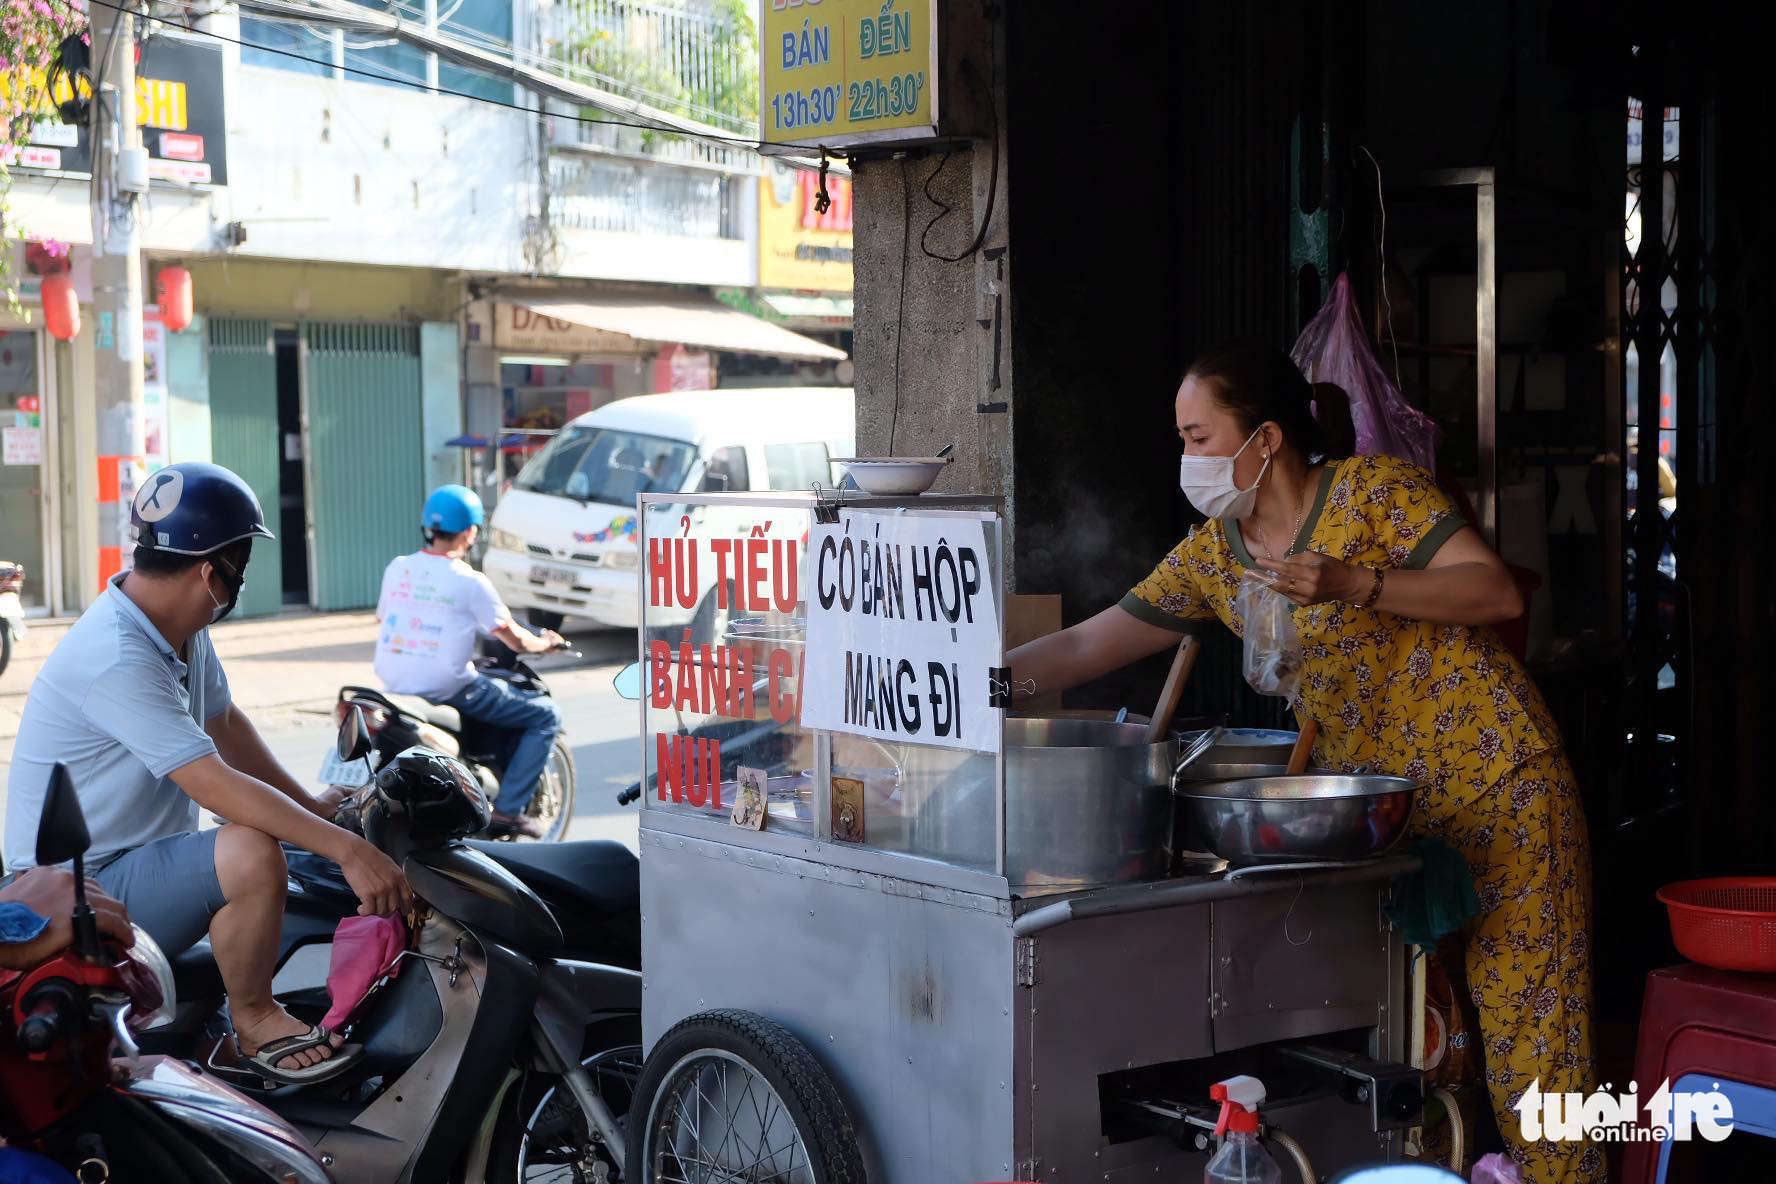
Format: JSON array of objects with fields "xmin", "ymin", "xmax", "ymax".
[{"xmin": 760, "ymin": 0, "xmax": 937, "ymax": 150}]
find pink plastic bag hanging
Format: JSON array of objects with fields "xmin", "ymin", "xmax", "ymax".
[
  {"xmin": 1290, "ymin": 272, "xmax": 1440, "ymax": 471},
  {"xmin": 322, "ymin": 913, "xmax": 408, "ymax": 1031},
  {"xmin": 1471, "ymin": 1152, "xmax": 1525, "ymax": 1184}
]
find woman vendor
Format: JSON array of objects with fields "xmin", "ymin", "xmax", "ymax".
[{"xmin": 1008, "ymin": 346, "xmax": 1600, "ymax": 1184}]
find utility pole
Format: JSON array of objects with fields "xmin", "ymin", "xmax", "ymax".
[{"xmin": 89, "ymin": 0, "xmax": 145, "ymax": 588}]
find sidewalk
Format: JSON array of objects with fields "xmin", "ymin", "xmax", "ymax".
[{"xmin": 0, "ymin": 610, "xmax": 382, "ymax": 744}]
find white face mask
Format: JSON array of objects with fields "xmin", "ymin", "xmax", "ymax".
[
  {"xmin": 1178, "ymin": 427, "xmax": 1269, "ymax": 520},
  {"xmin": 207, "ymin": 560, "xmax": 244, "ymax": 624}
]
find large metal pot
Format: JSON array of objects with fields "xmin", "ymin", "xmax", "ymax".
[
  {"xmin": 901, "ymin": 715, "xmax": 1178, "ymax": 889},
  {"xmin": 1174, "ymin": 773, "xmax": 1417, "ymax": 865}
]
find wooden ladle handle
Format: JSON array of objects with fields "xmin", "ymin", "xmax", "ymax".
[
  {"xmin": 1144, "ymin": 635, "xmax": 1202, "ymax": 744},
  {"xmin": 1285, "ymin": 719, "xmax": 1320, "ymax": 776}
]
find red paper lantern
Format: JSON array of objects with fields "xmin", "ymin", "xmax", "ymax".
[
  {"xmin": 156, "ymin": 265, "xmax": 194, "ymax": 333},
  {"xmin": 41, "ymin": 273, "xmax": 80, "ymax": 342}
]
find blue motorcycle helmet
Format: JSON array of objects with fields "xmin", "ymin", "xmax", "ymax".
[
  {"xmin": 129, "ymin": 462, "xmax": 275, "ymax": 556},
  {"xmin": 422, "ymin": 484, "xmax": 485, "ymax": 539}
]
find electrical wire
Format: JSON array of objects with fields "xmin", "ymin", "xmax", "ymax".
[
  {"xmin": 60, "ymin": 0, "xmax": 769, "ymax": 149},
  {"xmin": 889, "ymin": 155, "xmax": 911, "ymax": 455},
  {"xmin": 1359, "ymin": 145, "xmax": 1402, "ymax": 390},
  {"xmin": 917, "ymin": 54, "xmax": 998, "ymax": 264}
]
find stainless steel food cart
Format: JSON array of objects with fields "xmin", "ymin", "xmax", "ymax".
[{"xmin": 628, "ymin": 491, "xmax": 1423, "ymax": 1183}]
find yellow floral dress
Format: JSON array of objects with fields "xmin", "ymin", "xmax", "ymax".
[{"xmin": 1123, "ymin": 454, "xmax": 1602, "ymax": 1184}]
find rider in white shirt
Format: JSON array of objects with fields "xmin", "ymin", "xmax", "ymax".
[{"xmin": 374, "ymin": 486, "xmax": 564, "ymax": 837}]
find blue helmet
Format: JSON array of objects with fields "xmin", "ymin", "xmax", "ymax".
[
  {"xmin": 421, "ymin": 485, "xmax": 485, "ymax": 536},
  {"xmin": 130, "ymin": 462, "xmax": 275, "ymax": 556}
]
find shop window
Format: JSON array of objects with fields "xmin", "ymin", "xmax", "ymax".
[
  {"xmin": 702, "ymin": 446, "xmax": 749, "ymax": 492},
  {"xmin": 763, "ymin": 442, "xmax": 832, "ymax": 491}
]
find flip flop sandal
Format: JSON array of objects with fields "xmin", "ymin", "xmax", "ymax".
[{"xmin": 241, "ymin": 1024, "xmax": 363, "ymax": 1086}]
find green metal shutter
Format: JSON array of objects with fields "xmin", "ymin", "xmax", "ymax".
[
  {"xmin": 207, "ymin": 319, "xmax": 283, "ymax": 619},
  {"xmin": 304, "ymin": 322, "xmax": 424, "ymax": 611}
]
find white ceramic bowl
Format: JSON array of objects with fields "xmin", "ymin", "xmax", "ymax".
[{"xmin": 834, "ymin": 457, "xmax": 951, "ymax": 495}]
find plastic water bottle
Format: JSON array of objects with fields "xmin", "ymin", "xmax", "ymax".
[{"xmin": 1203, "ymin": 1076, "xmax": 1283, "ymax": 1184}]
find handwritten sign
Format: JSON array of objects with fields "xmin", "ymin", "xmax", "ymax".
[
  {"xmin": 2, "ymin": 427, "xmax": 42, "ymax": 466},
  {"xmin": 803, "ymin": 511, "xmax": 1001, "ymax": 754},
  {"xmin": 761, "ymin": 0, "xmax": 936, "ymax": 149}
]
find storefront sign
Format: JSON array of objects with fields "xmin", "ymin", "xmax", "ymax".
[
  {"xmin": 761, "ymin": 0, "xmax": 937, "ymax": 149},
  {"xmin": 2, "ymin": 427, "xmax": 42, "ymax": 466},
  {"xmin": 760, "ymin": 161, "xmax": 854, "ymax": 291},
  {"xmin": 493, "ymin": 302, "xmax": 637, "ymax": 355},
  {"xmin": 14, "ymin": 35, "xmax": 229, "ymax": 185},
  {"xmin": 803, "ymin": 511, "xmax": 1001, "ymax": 753}
]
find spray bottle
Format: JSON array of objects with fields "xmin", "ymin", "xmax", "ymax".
[{"xmin": 1203, "ymin": 1075, "xmax": 1282, "ymax": 1184}]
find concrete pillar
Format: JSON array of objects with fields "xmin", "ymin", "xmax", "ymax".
[{"xmin": 850, "ymin": 13, "xmax": 1014, "ymax": 579}]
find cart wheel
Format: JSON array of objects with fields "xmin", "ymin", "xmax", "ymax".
[{"xmin": 628, "ymin": 1010, "xmax": 865, "ymax": 1184}]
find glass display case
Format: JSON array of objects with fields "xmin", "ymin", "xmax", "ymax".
[{"xmin": 637, "ymin": 490, "xmax": 1007, "ymax": 878}]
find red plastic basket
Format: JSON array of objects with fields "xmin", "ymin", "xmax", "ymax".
[{"xmin": 1657, "ymin": 877, "xmax": 1776, "ymax": 973}]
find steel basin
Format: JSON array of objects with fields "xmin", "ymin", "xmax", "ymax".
[
  {"xmin": 902, "ymin": 715, "xmax": 1178, "ymax": 889},
  {"xmin": 1174, "ymin": 773, "xmax": 1417, "ymax": 865}
]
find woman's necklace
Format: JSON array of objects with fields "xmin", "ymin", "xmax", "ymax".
[{"xmin": 1251, "ymin": 473, "xmax": 1312, "ymax": 564}]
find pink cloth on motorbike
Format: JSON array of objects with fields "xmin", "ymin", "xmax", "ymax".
[{"xmin": 322, "ymin": 913, "xmax": 407, "ymax": 1030}]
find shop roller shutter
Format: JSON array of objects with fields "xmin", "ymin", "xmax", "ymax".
[
  {"xmin": 303, "ymin": 322, "xmax": 424, "ymax": 612},
  {"xmin": 207, "ymin": 319, "xmax": 283, "ymax": 619}
]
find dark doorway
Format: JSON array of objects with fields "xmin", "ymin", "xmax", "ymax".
[{"xmin": 274, "ymin": 330, "xmax": 309, "ymax": 606}]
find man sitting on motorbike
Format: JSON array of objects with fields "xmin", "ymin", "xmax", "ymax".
[
  {"xmin": 373, "ymin": 485, "xmax": 565, "ymax": 838},
  {"xmin": 2, "ymin": 463, "xmax": 410, "ymax": 1085}
]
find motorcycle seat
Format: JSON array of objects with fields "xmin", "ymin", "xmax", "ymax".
[
  {"xmin": 466, "ymin": 839, "xmax": 638, "ymax": 918},
  {"xmin": 381, "ymin": 692, "xmax": 461, "ymax": 732}
]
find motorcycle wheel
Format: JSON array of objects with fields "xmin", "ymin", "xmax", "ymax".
[
  {"xmin": 517, "ymin": 738, "xmax": 576, "ymax": 843},
  {"xmin": 489, "ymin": 1023, "xmax": 642, "ymax": 1183},
  {"xmin": 1, "ymin": 625, "xmax": 9, "ymax": 680}
]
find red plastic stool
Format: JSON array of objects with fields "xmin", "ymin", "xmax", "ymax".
[{"xmin": 1621, "ymin": 964, "xmax": 1776, "ymax": 1182}]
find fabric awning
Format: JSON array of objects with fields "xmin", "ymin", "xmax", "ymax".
[
  {"xmin": 512, "ymin": 291, "xmax": 847, "ymax": 362},
  {"xmin": 761, "ymin": 293, "xmax": 854, "ymax": 321}
]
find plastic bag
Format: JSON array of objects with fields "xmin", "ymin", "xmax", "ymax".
[
  {"xmin": 1237, "ymin": 571, "xmax": 1303, "ymax": 701},
  {"xmin": 1471, "ymin": 1153, "xmax": 1524, "ymax": 1184},
  {"xmin": 1290, "ymin": 272, "xmax": 1440, "ymax": 470},
  {"xmin": 323, "ymin": 913, "xmax": 408, "ymax": 1030}
]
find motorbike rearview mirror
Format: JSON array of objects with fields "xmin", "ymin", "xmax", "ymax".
[
  {"xmin": 339, "ymin": 704, "xmax": 374, "ymax": 763},
  {"xmin": 613, "ymin": 661, "xmax": 643, "ymax": 701},
  {"xmin": 36, "ymin": 763, "xmax": 91, "ymax": 868},
  {"xmin": 36, "ymin": 763, "xmax": 102, "ymax": 959}
]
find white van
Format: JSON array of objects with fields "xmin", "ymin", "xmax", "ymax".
[{"xmin": 482, "ymin": 387, "xmax": 854, "ymax": 631}]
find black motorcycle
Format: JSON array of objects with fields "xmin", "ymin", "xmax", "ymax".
[
  {"xmin": 146, "ymin": 709, "xmax": 642, "ymax": 1183},
  {"xmin": 324, "ymin": 653, "xmax": 577, "ymax": 842}
]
